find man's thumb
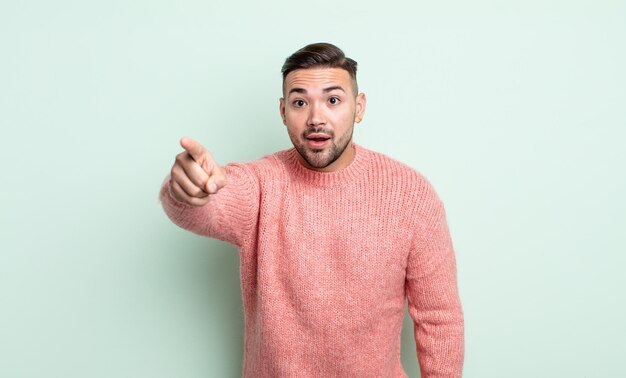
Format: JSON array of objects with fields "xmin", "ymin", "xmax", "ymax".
[{"xmin": 205, "ymin": 166, "xmax": 227, "ymax": 194}]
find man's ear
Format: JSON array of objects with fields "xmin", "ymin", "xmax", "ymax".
[
  {"xmin": 279, "ymin": 97, "xmax": 287, "ymax": 125},
  {"xmin": 354, "ymin": 92, "xmax": 366, "ymax": 123}
]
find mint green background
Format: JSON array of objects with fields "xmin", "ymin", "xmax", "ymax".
[{"xmin": 1, "ymin": 1, "xmax": 625, "ymax": 377}]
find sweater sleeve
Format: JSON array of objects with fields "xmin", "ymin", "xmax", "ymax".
[
  {"xmin": 405, "ymin": 182, "xmax": 464, "ymax": 378},
  {"xmin": 158, "ymin": 162, "xmax": 260, "ymax": 248}
]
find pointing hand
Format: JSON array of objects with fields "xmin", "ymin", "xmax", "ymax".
[{"xmin": 169, "ymin": 137, "xmax": 228, "ymax": 206}]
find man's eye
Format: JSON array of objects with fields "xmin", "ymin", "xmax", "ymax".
[
  {"xmin": 293, "ymin": 100, "xmax": 305, "ymax": 107},
  {"xmin": 329, "ymin": 97, "xmax": 340, "ymax": 105}
]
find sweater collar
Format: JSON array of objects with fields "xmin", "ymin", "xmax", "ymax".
[{"xmin": 283, "ymin": 142, "xmax": 371, "ymax": 187}]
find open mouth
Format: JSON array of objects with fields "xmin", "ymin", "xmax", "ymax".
[{"xmin": 306, "ymin": 134, "xmax": 330, "ymax": 148}]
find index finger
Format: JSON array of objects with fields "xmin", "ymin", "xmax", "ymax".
[{"xmin": 179, "ymin": 137, "xmax": 208, "ymax": 164}]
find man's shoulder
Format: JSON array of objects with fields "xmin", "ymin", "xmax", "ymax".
[
  {"xmin": 360, "ymin": 144, "xmax": 428, "ymax": 182},
  {"xmin": 360, "ymin": 144, "xmax": 443, "ymax": 207}
]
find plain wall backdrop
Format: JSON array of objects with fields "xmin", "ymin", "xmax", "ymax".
[{"xmin": 1, "ymin": 0, "xmax": 625, "ymax": 377}]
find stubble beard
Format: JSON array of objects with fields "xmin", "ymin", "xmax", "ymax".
[{"xmin": 290, "ymin": 126, "xmax": 354, "ymax": 169}]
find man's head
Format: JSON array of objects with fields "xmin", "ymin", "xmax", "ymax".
[
  {"xmin": 279, "ymin": 43, "xmax": 366, "ymax": 172},
  {"xmin": 281, "ymin": 43, "xmax": 359, "ymax": 97}
]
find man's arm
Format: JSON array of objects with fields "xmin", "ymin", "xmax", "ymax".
[
  {"xmin": 405, "ymin": 184, "xmax": 464, "ymax": 378},
  {"xmin": 159, "ymin": 137, "xmax": 260, "ymax": 247}
]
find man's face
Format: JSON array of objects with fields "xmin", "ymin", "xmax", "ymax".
[{"xmin": 280, "ymin": 67, "xmax": 366, "ymax": 172}]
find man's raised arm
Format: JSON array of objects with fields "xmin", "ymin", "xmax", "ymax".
[{"xmin": 159, "ymin": 137, "xmax": 259, "ymax": 247}]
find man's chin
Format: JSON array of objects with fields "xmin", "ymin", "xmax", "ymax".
[
  {"xmin": 306, "ymin": 156, "xmax": 332, "ymax": 169},
  {"xmin": 301, "ymin": 150, "xmax": 334, "ymax": 169}
]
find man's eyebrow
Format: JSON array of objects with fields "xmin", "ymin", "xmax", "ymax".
[
  {"xmin": 288, "ymin": 88, "xmax": 307, "ymax": 96},
  {"xmin": 323, "ymin": 86, "xmax": 345, "ymax": 93}
]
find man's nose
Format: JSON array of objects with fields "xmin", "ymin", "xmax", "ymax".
[{"xmin": 307, "ymin": 102, "xmax": 326, "ymax": 126}]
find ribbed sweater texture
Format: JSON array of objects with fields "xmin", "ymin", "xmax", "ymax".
[{"xmin": 159, "ymin": 142, "xmax": 464, "ymax": 377}]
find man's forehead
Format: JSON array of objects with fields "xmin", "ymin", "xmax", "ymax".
[{"xmin": 284, "ymin": 67, "xmax": 352, "ymax": 91}]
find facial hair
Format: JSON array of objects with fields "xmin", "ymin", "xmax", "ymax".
[{"xmin": 289, "ymin": 126, "xmax": 354, "ymax": 169}]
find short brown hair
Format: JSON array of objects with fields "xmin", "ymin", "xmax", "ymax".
[{"xmin": 281, "ymin": 43, "xmax": 358, "ymax": 96}]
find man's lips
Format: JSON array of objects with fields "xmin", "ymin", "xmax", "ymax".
[
  {"xmin": 306, "ymin": 133, "xmax": 331, "ymax": 141},
  {"xmin": 306, "ymin": 134, "xmax": 331, "ymax": 148}
]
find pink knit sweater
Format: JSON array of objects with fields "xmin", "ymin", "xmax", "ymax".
[{"xmin": 159, "ymin": 142, "xmax": 464, "ymax": 377}]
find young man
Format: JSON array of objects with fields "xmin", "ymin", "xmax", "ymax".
[{"xmin": 160, "ymin": 43, "xmax": 464, "ymax": 377}]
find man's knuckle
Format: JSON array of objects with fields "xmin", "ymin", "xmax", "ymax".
[
  {"xmin": 170, "ymin": 168, "xmax": 183, "ymax": 182},
  {"xmin": 191, "ymin": 187, "xmax": 205, "ymax": 198}
]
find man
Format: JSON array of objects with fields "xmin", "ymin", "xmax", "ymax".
[{"xmin": 159, "ymin": 43, "xmax": 464, "ymax": 377}]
